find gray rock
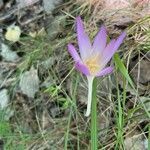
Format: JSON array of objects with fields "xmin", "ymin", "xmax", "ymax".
[
  {"xmin": 0, "ymin": 89, "xmax": 9, "ymax": 109},
  {"xmin": 19, "ymin": 67, "xmax": 39, "ymax": 98},
  {"xmin": 0, "ymin": 43, "xmax": 19, "ymax": 62},
  {"xmin": 16, "ymin": 0, "xmax": 39, "ymax": 8},
  {"xmin": 43, "ymin": 0, "xmax": 62, "ymax": 13},
  {"xmin": 40, "ymin": 57, "xmax": 56, "ymax": 70},
  {"xmin": 124, "ymin": 132, "xmax": 147, "ymax": 150},
  {"xmin": 0, "ymin": 0, "xmax": 3, "ymax": 9}
]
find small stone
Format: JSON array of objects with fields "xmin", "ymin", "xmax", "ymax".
[
  {"xmin": 0, "ymin": 89, "xmax": 9, "ymax": 109},
  {"xmin": 0, "ymin": 0, "xmax": 3, "ymax": 9},
  {"xmin": 16, "ymin": 0, "xmax": 39, "ymax": 9},
  {"xmin": 40, "ymin": 57, "xmax": 56, "ymax": 70},
  {"xmin": 124, "ymin": 131, "xmax": 147, "ymax": 150},
  {"xmin": 19, "ymin": 67, "xmax": 39, "ymax": 98},
  {"xmin": 43, "ymin": 0, "xmax": 62, "ymax": 13},
  {"xmin": 0, "ymin": 43, "xmax": 19, "ymax": 62}
]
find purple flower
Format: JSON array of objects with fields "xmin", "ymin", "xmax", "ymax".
[{"xmin": 68, "ymin": 16, "xmax": 126, "ymax": 116}]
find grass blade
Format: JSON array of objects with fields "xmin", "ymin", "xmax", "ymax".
[{"xmin": 114, "ymin": 53, "xmax": 135, "ymax": 89}]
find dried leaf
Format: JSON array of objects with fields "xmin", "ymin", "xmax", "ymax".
[
  {"xmin": 29, "ymin": 27, "xmax": 46, "ymax": 38},
  {"xmin": 79, "ymin": 0, "xmax": 150, "ymax": 30}
]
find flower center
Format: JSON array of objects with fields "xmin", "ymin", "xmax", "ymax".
[{"xmin": 85, "ymin": 54, "xmax": 100, "ymax": 75}]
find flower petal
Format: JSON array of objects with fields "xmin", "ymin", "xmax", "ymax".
[
  {"xmin": 100, "ymin": 39, "xmax": 116, "ymax": 66},
  {"xmin": 76, "ymin": 16, "xmax": 92, "ymax": 60},
  {"xmin": 93, "ymin": 25, "xmax": 107, "ymax": 53},
  {"xmin": 96, "ymin": 66, "xmax": 113, "ymax": 77},
  {"xmin": 68, "ymin": 44, "xmax": 81, "ymax": 62},
  {"xmin": 75, "ymin": 61, "xmax": 90, "ymax": 76},
  {"xmin": 113, "ymin": 32, "xmax": 126, "ymax": 52},
  {"xmin": 101, "ymin": 32, "xmax": 126, "ymax": 66}
]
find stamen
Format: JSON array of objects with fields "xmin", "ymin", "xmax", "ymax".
[{"xmin": 85, "ymin": 54, "xmax": 100, "ymax": 74}]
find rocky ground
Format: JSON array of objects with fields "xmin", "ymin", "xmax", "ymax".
[{"xmin": 0, "ymin": 0, "xmax": 150, "ymax": 149}]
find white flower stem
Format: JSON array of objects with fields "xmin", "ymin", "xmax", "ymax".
[{"xmin": 85, "ymin": 76, "xmax": 94, "ymax": 117}]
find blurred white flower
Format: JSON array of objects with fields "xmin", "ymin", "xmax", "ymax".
[{"xmin": 5, "ymin": 25, "xmax": 21, "ymax": 42}]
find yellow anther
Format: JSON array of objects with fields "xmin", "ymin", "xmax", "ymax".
[{"xmin": 85, "ymin": 54, "xmax": 100, "ymax": 74}]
